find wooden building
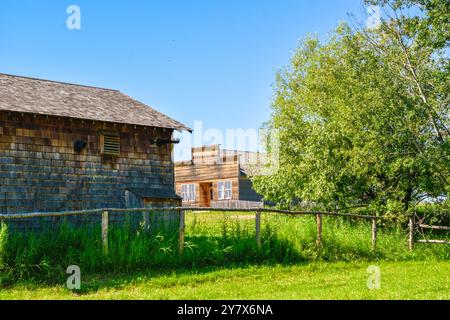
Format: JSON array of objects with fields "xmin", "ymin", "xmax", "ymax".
[
  {"xmin": 0, "ymin": 73, "xmax": 190, "ymax": 227},
  {"xmin": 175, "ymin": 145, "xmax": 264, "ymax": 208}
]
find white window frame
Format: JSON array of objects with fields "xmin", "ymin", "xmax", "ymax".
[
  {"xmin": 181, "ymin": 184, "xmax": 196, "ymax": 202},
  {"xmin": 218, "ymin": 180, "xmax": 232, "ymax": 200}
]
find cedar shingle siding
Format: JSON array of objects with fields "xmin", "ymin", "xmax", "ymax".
[{"xmin": 0, "ymin": 74, "xmax": 188, "ymax": 229}]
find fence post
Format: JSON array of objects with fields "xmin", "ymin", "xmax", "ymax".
[
  {"xmin": 142, "ymin": 211, "xmax": 150, "ymax": 233},
  {"xmin": 316, "ymin": 214, "xmax": 323, "ymax": 247},
  {"xmin": 371, "ymin": 218, "xmax": 377, "ymax": 252},
  {"xmin": 408, "ymin": 217, "xmax": 415, "ymax": 251},
  {"xmin": 178, "ymin": 209, "xmax": 185, "ymax": 255},
  {"xmin": 255, "ymin": 210, "xmax": 261, "ymax": 248},
  {"xmin": 102, "ymin": 210, "xmax": 109, "ymax": 254}
]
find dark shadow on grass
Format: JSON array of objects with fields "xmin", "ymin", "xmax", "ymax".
[
  {"xmin": 1, "ymin": 233, "xmax": 308, "ymax": 294},
  {"xmin": 28, "ymin": 260, "xmax": 315, "ymax": 296}
]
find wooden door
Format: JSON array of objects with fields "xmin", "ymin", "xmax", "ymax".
[{"xmin": 199, "ymin": 183, "xmax": 212, "ymax": 207}]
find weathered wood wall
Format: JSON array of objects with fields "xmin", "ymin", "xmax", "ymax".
[
  {"xmin": 175, "ymin": 153, "xmax": 241, "ymax": 207},
  {"xmin": 0, "ymin": 111, "xmax": 176, "ymax": 216},
  {"xmin": 191, "ymin": 145, "xmax": 221, "ymax": 164},
  {"xmin": 175, "ymin": 178, "xmax": 240, "ymax": 207},
  {"xmin": 175, "ymin": 145, "xmax": 265, "ymax": 207},
  {"xmin": 175, "ymin": 161, "xmax": 239, "ymax": 183}
]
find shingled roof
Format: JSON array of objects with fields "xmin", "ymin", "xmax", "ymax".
[{"xmin": 0, "ymin": 73, "xmax": 191, "ymax": 131}]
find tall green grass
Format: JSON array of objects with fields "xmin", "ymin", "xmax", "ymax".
[{"xmin": 0, "ymin": 211, "xmax": 448, "ymax": 286}]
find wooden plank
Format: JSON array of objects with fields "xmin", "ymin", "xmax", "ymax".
[
  {"xmin": 316, "ymin": 214, "xmax": 323, "ymax": 247},
  {"xmin": 175, "ymin": 162, "xmax": 240, "ymax": 182},
  {"xmin": 102, "ymin": 210, "xmax": 109, "ymax": 254},
  {"xmin": 371, "ymin": 219, "xmax": 377, "ymax": 251},
  {"xmin": 178, "ymin": 209, "xmax": 185, "ymax": 255},
  {"xmin": 171, "ymin": 207, "xmax": 384, "ymax": 220},
  {"xmin": 0, "ymin": 207, "xmax": 386, "ymax": 221},
  {"xmin": 409, "ymin": 218, "xmax": 415, "ymax": 251},
  {"xmin": 255, "ymin": 211, "xmax": 261, "ymax": 248},
  {"xmin": 418, "ymin": 224, "xmax": 450, "ymax": 231},
  {"xmin": 0, "ymin": 208, "xmax": 105, "ymax": 219},
  {"xmin": 416, "ymin": 239, "xmax": 450, "ymax": 245}
]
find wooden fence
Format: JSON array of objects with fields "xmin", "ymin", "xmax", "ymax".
[
  {"xmin": 408, "ymin": 217, "xmax": 450, "ymax": 251},
  {"xmin": 0, "ymin": 207, "xmax": 384, "ymax": 254},
  {"xmin": 1, "ymin": 207, "xmax": 448, "ymax": 255},
  {"xmin": 179, "ymin": 207, "xmax": 384, "ymax": 253}
]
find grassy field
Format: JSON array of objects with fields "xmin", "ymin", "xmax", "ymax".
[
  {"xmin": 0, "ymin": 260, "xmax": 448, "ymax": 300},
  {"xmin": 0, "ymin": 211, "xmax": 448, "ymax": 299}
]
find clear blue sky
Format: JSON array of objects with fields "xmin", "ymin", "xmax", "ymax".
[{"xmin": 0, "ymin": 0, "xmax": 367, "ymax": 159}]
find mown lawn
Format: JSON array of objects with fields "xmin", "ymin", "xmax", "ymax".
[
  {"xmin": 1, "ymin": 211, "xmax": 449, "ymax": 300},
  {"xmin": 1, "ymin": 260, "xmax": 448, "ymax": 300}
]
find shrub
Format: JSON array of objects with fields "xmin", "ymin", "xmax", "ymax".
[{"xmin": 415, "ymin": 201, "xmax": 450, "ymax": 226}]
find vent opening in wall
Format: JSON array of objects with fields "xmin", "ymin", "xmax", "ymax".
[{"xmin": 101, "ymin": 132, "xmax": 120, "ymax": 156}]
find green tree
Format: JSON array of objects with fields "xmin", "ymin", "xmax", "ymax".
[
  {"xmin": 365, "ymin": 0, "xmax": 449, "ymax": 50},
  {"xmin": 253, "ymin": 2, "xmax": 449, "ymax": 216},
  {"xmin": 362, "ymin": 0, "xmax": 449, "ymax": 143}
]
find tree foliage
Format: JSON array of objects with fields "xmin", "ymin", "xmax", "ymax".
[
  {"xmin": 253, "ymin": 0, "xmax": 449, "ymax": 215},
  {"xmin": 365, "ymin": 0, "xmax": 449, "ymax": 49}
]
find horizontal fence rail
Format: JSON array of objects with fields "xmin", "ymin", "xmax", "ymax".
[
  {"xmin": 178, "ymin": 207, "xmax": 385, "ymax": 222},
  {"xmin": 0, "ymin": 207, "xmax": 385, "ymax": 220},
  {"xmin": 418, "ymin": 224, "xmax": 450, "ymax": 231},
  {"xmin": 0, "ymin": 209, "xmax": 105, "ymax": 220},
  {"xmin": 409, "ymin": 218, "xmax": 450, "ymax": 250},
  {"xmin": 416, "ymin": 239, "xmax": 450, "ymax": 245},
  {"xmin": 4, "ymin": 208, "xmax": 449, "ymax": 221}
]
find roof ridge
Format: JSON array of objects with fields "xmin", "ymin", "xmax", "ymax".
[
  {"xmin": 121, "ymin": 92, "xmax": 191, "ymax": 129},
  {"xmin": 0, "ymin": 72, "xmax": 119, "ymax": 92},
  {"xmin": 0, "ymin": 72, "xmax": 191, "ymax": 132}
]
